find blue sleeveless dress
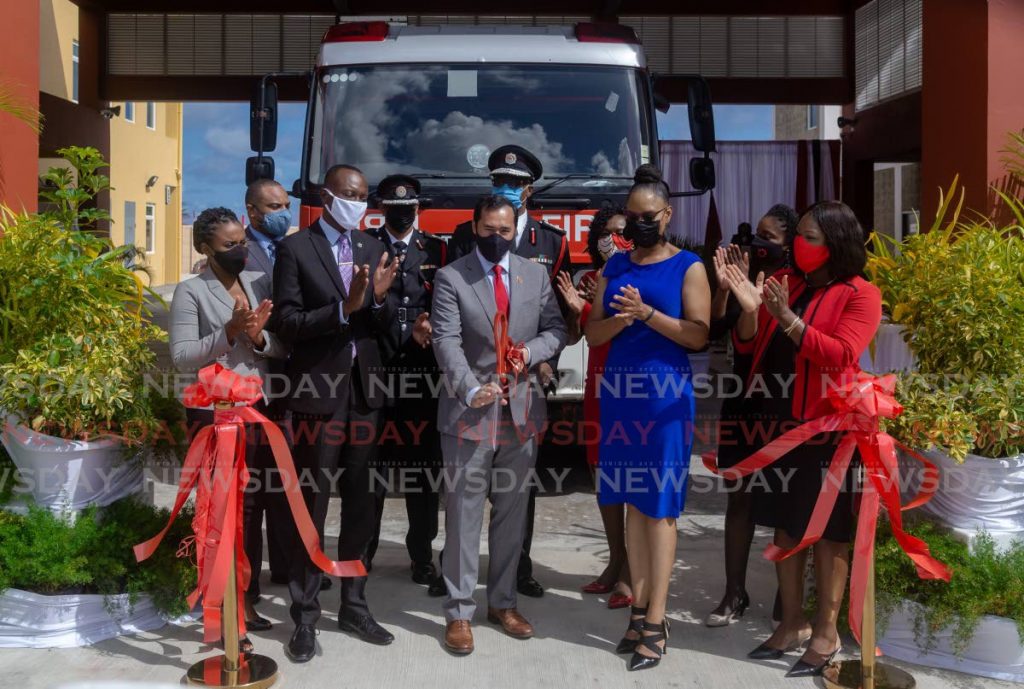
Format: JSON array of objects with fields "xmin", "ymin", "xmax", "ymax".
[{"xmin": 597, "ymin": 249, "xmax": 699, "ymax": 519}]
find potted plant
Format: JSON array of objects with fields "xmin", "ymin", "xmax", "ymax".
[
  {"xmin": 867, "ymin": 176, "xmax": 1024, "ymax": 547},
  {"xmin": 872, "ymin": 519, "xmax": 1024, "ymax": 682},
  {"xmin": 0, "ymin": 499, "xmax": 196, "ymax": 648},
  {"xmin": 0, "ymin": 147, "xmax": 169, "ymax": 513}
]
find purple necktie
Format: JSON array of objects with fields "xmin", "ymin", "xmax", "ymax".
[{"xmin": 337, "ymin": 232, "xmax": 356, "ymax": 358}]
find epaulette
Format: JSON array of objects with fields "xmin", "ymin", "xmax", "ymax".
[{"xmin": 537, "ymin": 220, "xmax": 566, "ymax": 236}]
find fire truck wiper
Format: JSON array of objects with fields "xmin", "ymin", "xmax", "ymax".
[
  {"xmin": 411, "ymin": 173, "xmax": 484, "ymax": 179},
  {"xmin": 530, "ymin": 174, "xmax": 633, "ymax": 197}
]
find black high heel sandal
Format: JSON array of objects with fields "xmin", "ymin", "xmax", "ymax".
[
  {"xmin": 615, "ymin": 605, "xmax": 647, "ymax": 654},
  {"xmin": 629, "ymin": 619, "xmax": 669, "ymax": 671}
]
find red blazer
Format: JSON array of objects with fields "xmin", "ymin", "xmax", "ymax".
[{"xmin": 733, "ymin": 269, "xmax": 882, "ymax": 421}]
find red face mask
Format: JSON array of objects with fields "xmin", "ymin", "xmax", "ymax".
[
  {"xmin": 611, "ymin": 233, "xmax": 633, "ymax": 251},
  {"xmin": 794, "ymin": 235, "xmax": 830, "ymax": 273}
]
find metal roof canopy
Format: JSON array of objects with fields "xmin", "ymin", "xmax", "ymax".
[{"xmin": 74, "ymin": 1, "xmax": 857, "ymax": 103}]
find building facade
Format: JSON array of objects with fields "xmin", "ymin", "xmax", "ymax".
[
  {"xmin": 37, "ymin": 0, "xmax": 182, "ymax": 285},
  {"xmin": 774, "ymin": 105, "xmax": 842, "ymax": 141}
]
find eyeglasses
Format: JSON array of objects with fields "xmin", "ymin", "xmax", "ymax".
[{"xmin": 624, "ymin": 207, "xmax": 669, "ymax": 224}]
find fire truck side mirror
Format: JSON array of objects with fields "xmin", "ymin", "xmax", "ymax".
[
  {"xmin": 689, "ymin": 156, "xmax": 715, "ymax": 192},
  {"xmin": 687, "ymin": 78, "xmax": 716, "ymax": 154},
  {"xmin": 245, "ymin": 156, "xmax": 275, "ymax": 186},
  {"xmin": 250, "ymin": 79, "xmax": 279, "ymax": 153}
]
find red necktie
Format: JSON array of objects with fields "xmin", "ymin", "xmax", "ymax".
[{"xmin": 493, "ymin": 265, "xmax": 509, "ymax": 315}]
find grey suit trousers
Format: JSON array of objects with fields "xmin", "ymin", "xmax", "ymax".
[{"xmin": 441, "ymin": 407, "xmax": 537, "ymax": 622}]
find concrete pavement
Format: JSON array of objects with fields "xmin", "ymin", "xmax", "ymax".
[{"xmin": 2, "ymin": 460, "xmax": 1014, "ymax": 689}]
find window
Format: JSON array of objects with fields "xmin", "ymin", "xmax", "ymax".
[
  {"xmin": 124, "ymin": 101, "xmax": 135, "ymax": 122},
  {"xmin": 71, "ymin": 40, "xmax": 79, "ymax": 103},
  {"xmin": 146, "ymin": 102, "xmax": 156, "ymax": 129},
  {"xmin": 124, "ymin": 201, "xmax": 136, "ymax": 246},
  {"xmin": 855, "ymin": 0, "xmax": 923, "ymax": 110},
  {"xmin": 144, "ymin": 203, "xmax": 156, "ymax": 252},
  {"xmin": 807, "ymin": 105, "xmax": 819, "ymax": 130}
]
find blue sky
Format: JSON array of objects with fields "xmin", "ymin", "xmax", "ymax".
[{"xmin": 182, "ymin": 102, "xmax": 773, "ymax": 224}]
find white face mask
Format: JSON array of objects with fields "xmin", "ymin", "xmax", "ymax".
[
  {"xmin": 324, "ymin": 190, "xmax": 367, "ymax": 230},
  {"xmin": 597, "ymin": 233, "xmax": 619, "ymax": 261}
]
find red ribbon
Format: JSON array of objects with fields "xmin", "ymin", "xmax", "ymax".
[
  {"xmin": 703, "ymin": 372, "xmax": 951, "ymax": 646},
  {"xmin": 134, "ymin": 364, "xmax": 367, "ymax": 644}
]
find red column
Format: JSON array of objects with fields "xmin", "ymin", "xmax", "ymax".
[
  {"xmin": 921, "ymin": 0, "xmax": 1024, "ymax": 217},
  {"xmin": 0, "ymin": 0, "xmax": 40, "ymax": 214}
]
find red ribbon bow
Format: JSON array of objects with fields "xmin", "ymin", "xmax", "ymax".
[
  {"xmin": 134, "ymin": 364, "xmax": 367, "ymax": 644},
  {"xmin": 703, "ymin": 372, "xmax": 951, "ymax": 647}
]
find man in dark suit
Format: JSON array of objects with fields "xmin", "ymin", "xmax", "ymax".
[
  {"xmin": 364, "ymin": 174, "xmax": 448, "ymax": 585},
  {"xmin": 445, "ymin": 145, "xmax": 580, "ymax": 599},
  {"xmin": 272, "ymin": 164, "xmax": 399, "ymax": 662},
  {"xmin": 241, "ymin": 178, "xmax": 294, "ymax": 600}
]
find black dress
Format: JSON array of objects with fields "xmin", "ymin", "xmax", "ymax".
[{"xmin": 746, "ymin": 287, "xmax": 856, "ymax": 543}]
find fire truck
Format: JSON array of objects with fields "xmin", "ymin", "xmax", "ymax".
[{"xmin": 249, "ymin": 20, "xmax": 716, "ymax": 401}]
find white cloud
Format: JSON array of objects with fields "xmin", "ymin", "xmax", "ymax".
[{"xmin": 203, "ymin": 125, "xmax": 250, "ymax": 157}]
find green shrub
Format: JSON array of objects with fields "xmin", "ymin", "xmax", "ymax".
[
  {"xmin": 868, "ymin": 177, "xmax": 1024, "ymax": 459},
  {"xmin": 0, "ymin": 499, "xmax": 196, "ymax": 616},
  {"xmin": 872, "ymin": 518, "xmax": 1024, "ymax": 656},
  {"xmin": 0, "ymin": 146, "xmax": 169, "ymax": 445}
]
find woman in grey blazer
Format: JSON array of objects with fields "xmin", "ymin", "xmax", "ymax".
[{"xmin": 170, "ymin": 207, "xmax": 287, "ymax": 652}]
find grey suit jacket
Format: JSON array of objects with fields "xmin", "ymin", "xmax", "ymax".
[
  {"xmin": 169, "ymin": 269, "xmax": 287, "ymax": 405},
  {"xmin": 431, "ymin": 250, "xmax": 567, "ymax": 441}
]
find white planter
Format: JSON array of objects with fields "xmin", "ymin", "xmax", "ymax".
[
  {"xmin": 1, "ymin": 416, "xmax": 143, "ymax": 514},
  {"xmin": 901, "ymin": 449, "xmax": 1024, "ymax": 551},
  {"xmin": 879, "ymin": 600, "xmax": 1024, "ymax": 682},
  {"xmin": 0, "ymin": 588, "xmax": 166, "ymax": 648},
  {"xmin": 865, "ymin": 322, "xmax": 916, "ymax": 373}
]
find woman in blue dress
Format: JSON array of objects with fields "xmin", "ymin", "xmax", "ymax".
[{"xmin": 584, "ymin": 165, "xmax": 711, "ymax": 671}]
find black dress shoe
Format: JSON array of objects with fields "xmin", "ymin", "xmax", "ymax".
[
  {"xmin": 516, "ymin": 577, "xmax": 544, "ymax": 598},
  {"xmin": 285, "ymin": 624, "xmax": 317, "ymax": 663},
  {"xmin": 786, "ymin": 645, "xmax": 842, "ymax": 678},
  {"xmin": 427, "ymin": 575, "xmax": 447, "ymax": 598},
  {"xmin": 411, "ymin": 562, "xmax": 438, "ymax": 585},
  {"xmin": 338, "ymin": 609, "xmax": 395, "ymax": 645},
  {"xmin": 748, "ymin": 643, "xmax": 786, "ymax": 660},
  {"xmin": 246, "ymin": 614, "xmax": 273, "ymax": 632},
  {"xmin": 320, "ymin": 576, "xmax": 333, "ymax": 591},
  {"xmin": 629, "ymin": 619, "xmax": 669, "ymax": 671}
]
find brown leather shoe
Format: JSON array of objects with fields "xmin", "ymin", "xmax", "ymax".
[
  {"xmin": 444, "ymin": 620, "xmax": 474, "ymax": 654},
  {"xmin": 487, "ymin": 607, "xmax": 534, "ymax": 639}
]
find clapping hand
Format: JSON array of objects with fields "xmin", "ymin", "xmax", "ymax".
[
  {"xmin": 373, "ymin": 252, "xmax": 400, "ymax": 303},
  {"xmin": 713, "ymin": 245, "xmax": 749, "ymax": 291},
  {"xmin": 343, "ymin": 263, "xmax": 372, "ymax": 316},
  {"xmin": 577, "ymin": 274, "xmax": 598, "ymax": 304},
  {"xmin": 720, "ymin": 262, "xmax": 765, "ymax": 314},
  {"xmin": 555, "ymin": 272, "xmax": 585, "ymax": 315},
  {"xmin": 226, "ymin": 294, "xmax": 257, "ymax": 343},
  {"xmin": 610, "ymin": 283, "xmax": 647, "ymax": 323},
  {"xmin": 762, "ymin": 274, "xmax": 791, "ymax": 321},
  {"xmin": 245, "ymin": 299, "xmax": 273, "ymax": 347}
]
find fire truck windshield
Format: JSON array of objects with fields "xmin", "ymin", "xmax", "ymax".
[{"xmin": 306, "ymin": 63, "xmax": 652, "ymax": 190}]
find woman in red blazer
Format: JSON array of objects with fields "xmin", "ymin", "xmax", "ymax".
[{"xmin": 719, "ymin": 201, "xmax": 882, "ymax": 678}]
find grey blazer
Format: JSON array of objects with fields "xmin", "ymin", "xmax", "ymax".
[
  {"xmin": 244, "ymin": 226, "xmax": 274, "ymax": 277},
  {"xmin": 169, "ymin": 269, "xmax": 287, "ymax": 402},
  {"xmin": 431, "ymin": 251, "xmax": 567, "ymax": 440}
]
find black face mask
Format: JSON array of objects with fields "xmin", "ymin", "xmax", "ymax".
[
  {"xmin": 385, "ymin": 206, "xmax": 416, "ymax": 234},
  {"xmin": 749, "ymin": 236, "xmax": 787, "ymax": 274},
  {"xmin": 212, "ymin": 245, "xmax": 248, "ymax": 276},
  {"xmin": 624, "ymin": 217, "xmax": 663, "ymax": 248},
  {"xmin": 475, "ymin": 232, "xmax": 513, "ymax": 264}
]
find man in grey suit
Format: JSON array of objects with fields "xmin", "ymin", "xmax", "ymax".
[{"xmin": 430, "ymin": 195, "xmax": 567, "ymax": 655}]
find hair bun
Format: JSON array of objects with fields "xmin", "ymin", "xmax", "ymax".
[{"xmin": 633, "ymin": 164, "xmax": 663, "ymax": 186}]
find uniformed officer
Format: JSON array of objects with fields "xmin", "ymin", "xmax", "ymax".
[
  {"xmin": 365, "ymin": 174, "xmax": 448, "ymax": 586},
  {"xmin": 446, "ymin": 145, "xmax": 580, "ymax": 599}
]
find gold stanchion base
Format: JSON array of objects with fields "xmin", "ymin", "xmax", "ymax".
[
  {"xmin": 186, "ymin": 653, "xmax": 279, "ymax": 688},
  {"xmin": 823, "ymin": 660, "xmax": 915, "ymax": 689}
]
